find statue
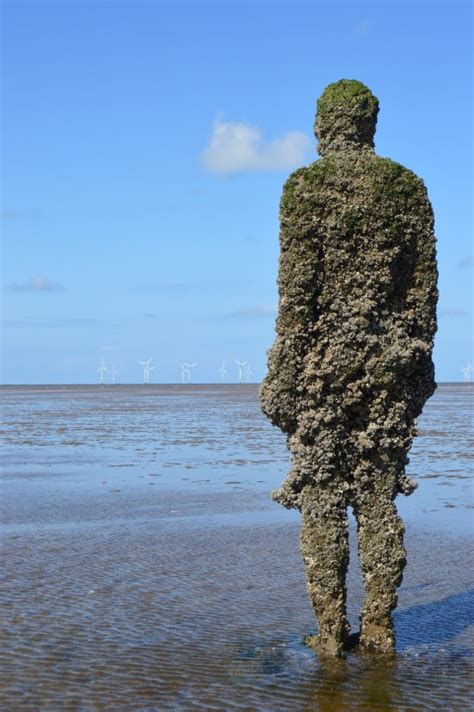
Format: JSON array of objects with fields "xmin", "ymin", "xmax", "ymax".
[{"xmin": 260, "ymin": 80, "xmax": 438, "ymax": 656}]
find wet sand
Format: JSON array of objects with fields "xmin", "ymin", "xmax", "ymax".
[{"xmin": 1, "ymin": 384, "xmax": 473, "ymax": 710}]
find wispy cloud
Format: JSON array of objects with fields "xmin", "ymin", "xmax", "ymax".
[
  {"xmin": 457, "ymin": 256, "xmax": 473, "ymax": 270},
  {"xmin": 1, "ymin": 209, "xmax": 43, "ymax": 220},
  {"xmin": 202, "ymin": 118, "xmax": 312, "ymax": 175},
  {"xmin": 137, "ymin": 279, "xmax": 251, "ymax": 293},
  {"xmin": 353, "ymin": 17, "xmax": 374, "ymax": 38},
  {"xmin": 438, "ymin": 307, "xmax": 470, "ymax": 318},
  {"xmin": 224, "ymin": 304, "xmax": 277, "ymax": 319},
  {"xmin": 7, "ymin": 276, "xmax": 65, "ymax": 292},
  {"xmin": 2, "ymin": 317, "xmax": 116, "ymax": 329},
  {"xmin": 1, "ymin": 320, "xmax": 29, "ymax": 328},
  {"xmin": 144, "ymin": 312, "xmax": 158, "ymax": 320}
]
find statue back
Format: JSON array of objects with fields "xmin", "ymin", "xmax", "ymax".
[{"xmin": 261, "ymin": 81, "xmax": 438, "ymax": 442}]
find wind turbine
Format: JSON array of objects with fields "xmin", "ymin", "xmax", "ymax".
[
  {"xmin": 461, "ymin": 362, "xmax": 473, "ymax": 383},
  {"xmin": 147, "ymin": 365, "xmax": 156, "ymax": 383},
  {"xmin": 246, "ymin": 362, "xmax": 254, "ymax": 383},
  {"xmin": 180, "ymin": 363, "xmax": 189, "ymax": 384},
  {"xmin": 97, "ymin": 357, "xmax": 108, "ymax": 385},
  {"xmin": 138, "ymin": 358, "xmax": 152, "ymax": 384},
  {"xmin": 183, "ymin": 362, "xmax": 197, "ymax": 383},
  {"xmin": 109, "ymin": 363, "xmax": 119, "ymax": 384},
  {"xmin": 218, "ymin": 361, "xmax": 227, "ymax": 383},
  {"xmin": 235, "ymin": 359, "xmax": 247, "ymax": 384}
]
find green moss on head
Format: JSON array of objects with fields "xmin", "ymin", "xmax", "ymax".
[{"xmin": 315, "ymin": 79, "xmax": 379, "ymax": 156}]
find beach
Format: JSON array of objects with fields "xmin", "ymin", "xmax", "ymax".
[{"xmin": 1, "ymin": 384, "xmax": 473, "ymax": 710}]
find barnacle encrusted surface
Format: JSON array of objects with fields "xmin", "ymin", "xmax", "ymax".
[
  {"xmin": 260, "ymin": 79, "xmax": 438, "ymax": 654},
  {"xmin": 261, "ymin": 79, "xmax": 437, "ymax": 509}
]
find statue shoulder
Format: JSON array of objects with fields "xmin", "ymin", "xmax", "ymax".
[
  {"xmin": 280, "ymin": 161, "xmax": 332, "ymax": 214},
  {"xmin": 370, "ymin": 156, "xmax": 431, "ymax": 207},
  {"xmin": 281, "ymin": 165, "xmax": 309, "ymax": 200}
]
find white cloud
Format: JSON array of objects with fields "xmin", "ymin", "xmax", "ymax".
[
  {"xmin": 353, "ymin": 18, "xmax": 374, "ymax": 38},
  {"xmin": 7, "ymin": 276, "xmax": 65, "ymax": 292},
  {"xmin": 457, "ymin": 256, "xmax": 473, "ymax": 270},
  {"xmin": 202, "ymin": 118, "xmax": 312, "ymax": 175},
  {"xmin": 438, "ymin": 307, "xmax": 470, "ymax": 318},
  {"xmin": 225, "ymin": 304, "xmax": 277, "ymax": 318},
  {"xmin": 2, "ymin": 318, "xmax": 114, "ymax": 328},
  {"xmin": 1, "ymin": 209, "xmax": 43, "ymax": 220}
]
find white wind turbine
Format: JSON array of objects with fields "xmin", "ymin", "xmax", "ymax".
[
  {"xmin": 97, "ymin": 357, "xmax": 108, "ymax": 385},
  {"xmin": 183, "ymin": 362, "xmax": 197, "ymax": 383},
  {"xmin": 246, "ymin": 362, "xmax": 254, "ymax": 383},
  {"xmin": 180, "ymin": 363, "xmax": 189, "ymax": 384},
  {"xmin": 138, "ymin": 358, "xmax": 153, "ymax": 384},
  {"xmin": 218, "ymin": 361, "xmax": 227, "ymax": 383},
  {"xmin": 235, "ymin": 359, "xmax": 247, "ymax": 384},
  {"xmin": 109, "ymin": 363, "xmax": 119, "ymax": 384},
  {"xmin": 461, "ymin": 362, "xmax": 473, "ymax": 382}
]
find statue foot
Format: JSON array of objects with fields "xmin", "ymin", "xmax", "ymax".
[
  {"xmin": 359, "ymin": 621, "xmax": 395, "ymax": 654},
  {"xmin": 303, "ymin": 626, "xmax": 350, "ymax": 658}
]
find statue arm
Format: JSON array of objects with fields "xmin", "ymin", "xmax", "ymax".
[
  {"xmin": 403, "ymin": 180, "xmax": 438, "ymax": 345},
  {"xmin": 395, "ymin": 178, "xmax": 438, "ymax": 383},
  {"xmin": 260, "ymin": 168, "xmax": 323, "ymax": 433},
  {"xmin": 380, "ymin": 176, "xmax": 438, "ymax": 416}
]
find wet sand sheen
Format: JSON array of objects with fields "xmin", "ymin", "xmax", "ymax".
[
  {"xmin": 0, "ymin": 384, "xmax": 473, "ymax": 710},
  {"xmin": 1, "ymin": 511, "xmax": 472, "ymax": 710}
]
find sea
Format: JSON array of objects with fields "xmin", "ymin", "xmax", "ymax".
[{"xmin": 1, "ymin": 383, "xmax": 473, "ymax": 711}]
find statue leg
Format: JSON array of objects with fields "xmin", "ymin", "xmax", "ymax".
[
  {"xmin": 300, "ymin": 483, "xmax": 350, "ymax": 656},
  {"xmin": 352, "ymin": 478, "xmax": 406, "ymax": 653}
]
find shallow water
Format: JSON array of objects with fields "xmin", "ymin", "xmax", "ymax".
[{"xmin": 1, "ymin": 384, "xmax": 473, "ymax": 710}]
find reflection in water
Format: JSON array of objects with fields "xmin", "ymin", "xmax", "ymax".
[
  {"xmin": 303, "ymin": 648, "xmax": 473, "ymax": 711},
  {"xmin": 308, "ymin": 656, "xmax": 402, "ymax": 711},
  {"xmin": 0, "ymin": 384, "xmax": 472, "ymax": 709}
]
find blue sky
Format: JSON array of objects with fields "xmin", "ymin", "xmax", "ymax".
[{"xmin": 1, "ymin": 0, "xmax": 472, "ymax": 384}]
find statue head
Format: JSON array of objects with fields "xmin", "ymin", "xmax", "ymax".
[{"xmin": 314, "ymin": 79, "xmax": 379, "ymax": 156}]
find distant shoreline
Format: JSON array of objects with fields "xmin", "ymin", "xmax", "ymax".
[{"xmin": 0, "ymin": 382, "xmax": 472, "ymax": 389}]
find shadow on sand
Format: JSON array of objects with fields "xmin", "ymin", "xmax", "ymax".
[{"xmin": 395, "ymin": 588, "xmax": 474, "ymax": 650}]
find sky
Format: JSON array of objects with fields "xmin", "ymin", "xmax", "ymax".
[{"xmin": 1, "ymin": 0, "xmax": 472, "ymax": 384}]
